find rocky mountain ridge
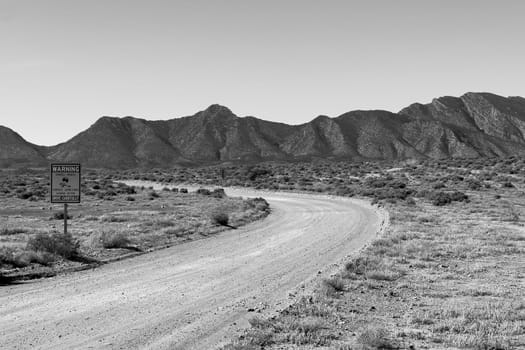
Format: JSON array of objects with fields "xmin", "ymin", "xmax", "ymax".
[{"xmin": 2, "ymin": 92, "xmax": 525, "ymax": 168}]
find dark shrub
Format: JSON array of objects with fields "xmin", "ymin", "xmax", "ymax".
[
  {"xmin": 502, "ymin": 181, "xmax": 514, "ymax": 188},
  {"xmin": 246, "ymin": 197, "xmax": 270, "ymax": 211},
  {"xmin": 125, "ymin": 196, "xmax": 135, "ymax": 201},
  {"xmin": 429, "ymin": 191, "xmax": 452, "ymax": 206},
  {"xmin": 432, "ymin": 182, "xmax": 446, "ymax": 189},
  {"xmin": 449, "ymin": 191, "xmax": 469, "ymax": 202},
  {"xmin": 211, "ymin": 212, "xmax": 229, "ymax": 226},
  {"xmin": 196, "ymin": 188, "xmax": 211, "ymax": 196},
  {"xmin": 17, "ymin": 191, "xmax": 33, "ymax": 200},
  {"xmin": 148, "ymin": 190, "xmax": 159, "ymax": 198},
  {"xmin": 246, "ymin": 167, "xmax": 271, "ymax": 181},
  {"xmin": 179, "ymin": 188, "xmax": 188, "ymax": 193},
  {"xmin": 211, "ymin": 188, "xmax": 226, "ymax": 198},
  {"xmin": 53, "ymin": 211, "xmax": 72, "ymax": 220}
]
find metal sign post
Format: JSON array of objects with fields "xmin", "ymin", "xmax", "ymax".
[{"xmin": 50, "ymin": 163, "xmax": 81, "ymax": 234}]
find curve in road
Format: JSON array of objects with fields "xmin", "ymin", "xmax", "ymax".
[{"xmin": 0, "ymin": 186, "xmax": 386, "ymax": 349}]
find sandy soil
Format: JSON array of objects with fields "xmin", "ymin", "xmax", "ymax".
[{"xmin": 0, "ymin": 186, "xmax": 384, "ymax": 349}]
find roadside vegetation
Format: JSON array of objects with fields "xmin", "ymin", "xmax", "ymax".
[
  {"xmin": 210, "ymin": 156, "xmax": 524, "ymax": 350},
  {"xmin": 2, "ymin": 156, "xmax": 524, "ymax": 348},
  {"xmin": 0, "ymin": 170, "xmax": 269, "ymax": 279}
]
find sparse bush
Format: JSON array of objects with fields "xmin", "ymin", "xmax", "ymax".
[
  {"xmin": 27, "ymin": 233, "xmax": 79, "ymax": 259},
  {"xmin": 148, "ymin": 190, "xmax": 159, "ymax": 198},
  {"xmin": 358, "ymin": 327, "xmax": 396, "ymax": 349},
  {"xmin": 0, "ymin": 247, "xmax": 55, "ymax": 267},
  {"xmin": 101, "ymin": 231, "xmax": 132, "ymax": 249},
  {"xmin": 101, "ymin": 215, "xmax": 128, "ymax": 223},
  {"xmin": 0, "ymin": 227, "xmax": 27, "ymax": 235}
]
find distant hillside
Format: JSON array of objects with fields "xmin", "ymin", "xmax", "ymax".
[
  {"xmin": 0, "ymin": 126, "xmax": 47, "ymax": 167},
  {"xmin": 2, "ymin": 92, "xmax": 525, "ymax": 168}
]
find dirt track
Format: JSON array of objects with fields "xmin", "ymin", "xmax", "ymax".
[{"xmin": 0, "ymin": 187, "xmax": 385, "ymax": 349}]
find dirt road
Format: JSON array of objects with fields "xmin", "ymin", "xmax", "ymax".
[{"xmin": 0, "ymin": 187, "xmax": 385, "ymax": 349}]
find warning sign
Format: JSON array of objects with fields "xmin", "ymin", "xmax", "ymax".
[{"xmin": 50, "ymin": 163, "xmax": 81, "ymax": 203}]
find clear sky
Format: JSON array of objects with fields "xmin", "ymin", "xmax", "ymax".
[{"xmin": 1, "ymin": 0, "xmax": 525, "ymax": 145}]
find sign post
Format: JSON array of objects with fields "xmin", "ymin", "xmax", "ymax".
[{"xmin": 50, "ymin": 163, "xmax": 81, "ymax": 234}]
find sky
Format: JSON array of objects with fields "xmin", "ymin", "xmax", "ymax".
[{"xmin": 1, "ymin": 0, "xmax": 525, "ymax": 145}]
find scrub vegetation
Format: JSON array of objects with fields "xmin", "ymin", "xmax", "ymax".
[
  {"xmin": 0, "ymin": 170, "xmax": 269, "ymax": 279},
  {"xmin": 215, "ymin": 156, "xmax": 525, "ymax": 349}
]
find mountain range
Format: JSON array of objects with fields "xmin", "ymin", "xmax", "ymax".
[{"xmin": 2, "ymin": 92, "xmax": 525, "ymax": 168}]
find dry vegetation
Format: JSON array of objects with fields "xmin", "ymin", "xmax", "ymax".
[
  {"xmin": 2, "ymin": 157, "xmax": 524, "ymax": 348},
  {"xmin": 0, "ymin": 169, "xmax": 269, "ymax": 280},
  {"xmin": 205, "ymin": 157, "xmax": 524, "ymax": 350}
]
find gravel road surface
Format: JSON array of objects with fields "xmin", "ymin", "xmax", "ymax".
[{"xmin": 0, "ymin": 186, "xmax": 385, "ymax": 349}]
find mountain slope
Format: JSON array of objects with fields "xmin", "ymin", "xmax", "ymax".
[
  {"xmin": 3, "ymin": 92, "xmax": 525, "ymax": 168},
  {"xmin": 0, "ymin": 126, "xmax": 47, "ymax": 167}
]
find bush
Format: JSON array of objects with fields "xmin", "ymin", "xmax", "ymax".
[
  {"xmin": 179, "ymin": 188, "xmax": 188, "ymax": 193},
  {"xmin": 148, "ymin": 190, "xmax": 159, "ymax": 198},
  {"xmin": 357, "ymin": 327, "xmax": 396, "ymax": 349},
  {"xmin": 101, "ymin": 231, "xmax": 132, "ymax": 249},
  {"xmin": 212, "ymin": 212, "xmax": 229, "ymax": 226},
  {"xmin": 246, "ymin": 197, "xmax": 270, "ymax": 211},
  {"xmin": 320, "ymin": 277, "xmax": 345, "ymax": 297},
  {"xmin": 196, "ymin": 188, "xmax": 211, "ymax": 196},
  {"xmin": 52, "ymin": 211, "xmax": 72, "ymax": 220},
  {"xmin": 17, "ymin": 191, "xmax": 33, "ymax": 200},
  {"xmin": 27, "ymin": 233, "xmax": 79, "ymax": 259},
  {"xmin": 430, "ymin": 191, "xmax": 452, "ymax": 206},
  {"xmin": 211, "ymin": 188, "xmax": 226, "ymax": 198},
  {"xmin": 0, "ymin": 247, "xmax": 55, "ymax": 268}
]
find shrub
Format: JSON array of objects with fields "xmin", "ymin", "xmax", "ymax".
[
  {"xmin": 211, "ymin": 188, "xmax": 226, "ymax": 198},
  {"xmin": 196, "ymin": 188, "xmax": 211, "ymax": 196},
  {"xmin": 101, "ymin": 231, "xmax": 132, "ymax": 249},
  {"xmin": 320, "ymin": 277, "xmax": 345, "ymax": 297},
  {"xmin": 179, "ymin": 188, "xmax": 188, "ymax": 193},
  {"xmin": 0, "ymin": 247, "xmax": 55, "ymax": 267},
  {"xmin": 246, "ymin": 197, "xmax": 270, "ymax": 211},
  {"xmin": 211, "ymin": 212, "xmax": 229, "ymax": 226},
  {"xmin": 17, "ymin": 191, "xmax": 33, "ymax": 200},
  {"xmin": 52, "ymin": 211, "xmax": 72, "ymax": 220},
  {"xmin": 449, "ymin": 191, "xmax": 469, "ymax": 202},
  {"xmin": 429, "ymin": 191, "xmax": 452, "ymax": 206},
  {"xmin": 148, "ymin": 190, "xmax": 159, "ymax": 198},
  {"xmin": 27, "ymin": 233, "xmax": 79, "ymax": 259},
  {"xmin": 357, "ymin": 327, "xmax": 396, "ymax": 349}
]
